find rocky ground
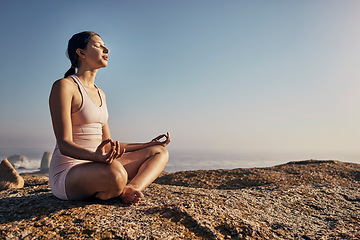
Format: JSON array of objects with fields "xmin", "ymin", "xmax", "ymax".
[{"xmin": 0, "ymin": 160, "xmax": 360, "ymax": 239}]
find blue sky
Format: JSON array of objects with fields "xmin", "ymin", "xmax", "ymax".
[{"xmin": 0, "ymin": 1, "xmax": 359, "ymax": 162}]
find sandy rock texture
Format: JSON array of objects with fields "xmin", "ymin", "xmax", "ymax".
[
  {"xmin": 0, "ymin": 160, "xmax": 360, "ymax": 239},
  {"xmin": 0, "ymin": 159, "xmax": 24, "ymax": 191}
]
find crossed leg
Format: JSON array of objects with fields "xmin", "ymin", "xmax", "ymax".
[
  {"xmin": 64, "ymin": 145, "xmax": 168, "ymax": 203},
  {"xmin": 65, "ymin": 160, "xmax": 128, "ymax": 200},
  {"xmin": 117, "ymin": 145, "xmax": 169, "ymax": 204}
]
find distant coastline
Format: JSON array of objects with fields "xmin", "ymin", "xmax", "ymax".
[{"xmin": 1, "ymin": 147, "xmax": 360, "ymax": 173}]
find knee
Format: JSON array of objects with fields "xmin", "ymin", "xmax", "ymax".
[
  {"xmin": 100, "ymin": 164, "xmax": 128, "ymax": 199},
  {"xmin": 151, "ymin": 145, "xmax": 168, "ymax": 155},
  {"xmin": 111, "ymin": 164, "xmax": 128, "ymax": 192},
  {"xmin": 150, "ymin": 145, "xmax": 169, "ymax": 163}
]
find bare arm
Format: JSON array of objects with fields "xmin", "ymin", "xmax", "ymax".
[
  {"xmin": 49, "ymin": 79, "xmax": 119, "ymax": 162},
  {"xmin": 120, "ymin": 133, "xmax": 171, "ymax": 152}
]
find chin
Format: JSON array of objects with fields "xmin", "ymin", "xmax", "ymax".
[{"xmin": 99, "ymin": 63, "xmax": 108, "ymax": 69}]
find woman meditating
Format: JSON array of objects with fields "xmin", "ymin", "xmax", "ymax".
[{"xmin": 49, "ymin": 31, "xmax": 170, "ymax": 204}]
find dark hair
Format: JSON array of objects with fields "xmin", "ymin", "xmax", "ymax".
[{"xmin": 64, "ymin": 31, "xmax": 99, "ymax": 78}]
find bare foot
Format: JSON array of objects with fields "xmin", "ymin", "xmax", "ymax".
[{"xmin": 120, "ymin": 185, "xmax": 144, "ymax": 204}]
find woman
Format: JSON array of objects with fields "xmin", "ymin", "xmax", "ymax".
[{"xmin": 49, "ymin": 31, "xmax": 170, "ymax": 204}]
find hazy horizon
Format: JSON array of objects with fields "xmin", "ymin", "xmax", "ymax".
[
  {"xmin": 1, "ymin": 146, "xmax": 359, "ymax": 173},
  {"xmin": 1, "ymin": 1, "xmax": 359, "ymax": 168}
]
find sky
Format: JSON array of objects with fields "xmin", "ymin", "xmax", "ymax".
[{"xmin": 0, "ymin": 0, "xmax": 359, "ymax": 164}]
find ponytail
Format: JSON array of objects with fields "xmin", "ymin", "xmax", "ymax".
[
  {"xmin": 64, "ymin": 31, "xmax": 99, "ymax": 78},
  {"xmin": 64, "ymin": 67, "xmax": 76, "ymax": 78}
]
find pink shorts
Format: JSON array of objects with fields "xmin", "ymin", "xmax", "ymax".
[{"xmin": 49, "ymin": 148, "xmax": 92, "ymax": 200}]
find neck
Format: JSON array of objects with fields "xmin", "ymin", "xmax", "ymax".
[{"xmin": 75, "ymin": 67, "xmax": 99, "ymax": 87}]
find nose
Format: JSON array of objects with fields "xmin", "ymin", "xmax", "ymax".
[{"xmin": 103, "ymin": 46, "xmax": 109, "ymax": 54}]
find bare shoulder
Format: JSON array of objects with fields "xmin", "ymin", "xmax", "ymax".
[
  {"xmin": 98, "ymin": 88, "xmax": 107, "ymax": 100},
  {"xmin": 51, "ymin": 77, "xmax": 77, "ymax": 92}
]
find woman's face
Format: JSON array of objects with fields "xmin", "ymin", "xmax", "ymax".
[{"xmin": 79, "ymin": 35, "xmax": 109, "ymax": 69}]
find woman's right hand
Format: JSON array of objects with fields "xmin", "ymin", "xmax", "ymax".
[{"xmin": 93, "ymin": 139, "xmax": 125, "ymax": 163}]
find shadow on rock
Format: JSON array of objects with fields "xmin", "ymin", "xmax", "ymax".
[{"xmin": 0, "ymin": 187, "xmax": 128, "ymax": 225}]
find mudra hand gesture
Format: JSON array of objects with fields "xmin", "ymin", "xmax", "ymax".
[
  {"xmin": 94, "ymin": 139, "xmax": 125, "ymax": 163},
  {"xmin": 151, "ymin": 132, "xmax": 171, "ymax": 147}
]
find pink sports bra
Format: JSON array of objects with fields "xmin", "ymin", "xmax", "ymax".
[{"xmin": 69, "ymin": 75, "xmax": 109, "ymax": 150}]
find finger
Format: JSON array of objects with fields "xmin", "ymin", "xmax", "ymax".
[
  {"xmin": 97, "ymin": 139, "xmax": 112, "ymax": 151},
  {"xmin": 116, "ymin": 141, "xmax": 122, "ymax": 158},
  {"xmin": 104, "ymin": 140, "xmax": 115, "ymax": 160},
  {"xmin": 109, "ymin": 141, "xmax": 117, "ymax": 160},
  {"xmin": 114, "ymin": 141, "xmax": 119, "ymax": 158},
  {"xmin": 156, "ymin": 134, "xmax": 165, "ymax": 140},
  {"xmin": 162, "ymin": 133, "xmax": 170, "ymax": 146},
  {"xmin": 95, "ymin": 140, "xmax": 112, "ymax": 162},
  {"xmin": 108, "ymin": 150, "xmax": 116, "ymax": 162},
  {"xmin": 103, "ymin": 147, "xmax": 113, "ymax": 162},
  {"xmin": 122, "ymin": 148, "xmax": 126, "ymax": 157},
  {"xmin": 113, "ymin": 141, "xmax": 120, "ymax": 159},
  {"xmin": 162, "ymin": 134, "xmax": 169, "ymax": 143},
  {"xmin": 120, "ymin": 145, "xmax": 126, "ymax": 157},
  {"xmin": 116, "ymin": 141, "xmax": 124, "ymax": 158},
  {"xmin": 111, "ymin": 140, "xmax": 117, "ymax": 159}
]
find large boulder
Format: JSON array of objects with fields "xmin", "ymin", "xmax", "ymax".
[
  {"xmin": 7, "ymin": 155, "xmax": 30, "ymax": 169},
  {"xmin": 40, "ymin": 151, "xmax": 52, "ymax": 171},
  {"xmin": 0, "ymin": 158, "xmax": 24, "ymax": 190}
]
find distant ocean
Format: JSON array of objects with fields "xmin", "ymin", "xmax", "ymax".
[
  {"xmin": 1, "ymin": 147, "xmax": 359, "ymax": 174},
  {"xmin": 165, "ymin": 149, "xmax": 360, "ymax": 172}
]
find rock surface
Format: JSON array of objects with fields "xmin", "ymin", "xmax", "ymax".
[
  {"xmin": 40, "ymin": 152, "xmax": 52, "ymax": 172},
  {"xmin": 7, "ymin": 155, "xmax": 30, "ymax": 169},
  {"xmin": 0, "ymin": 160, "xmax": 360, "ymax": 239},
  {"xmin": 0, "ymin": 159, "xmax": 24, "ymax": 191}
]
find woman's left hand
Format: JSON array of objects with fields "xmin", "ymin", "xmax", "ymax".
[{"xmin": 151, "ymin": 132, "xmax": 171, "ymax": 147}]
